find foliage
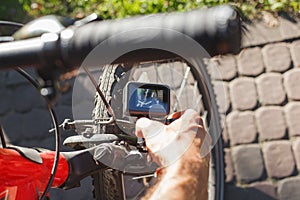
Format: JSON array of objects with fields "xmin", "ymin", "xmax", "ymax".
[
  {"xmin": 0, "ymin": 0, "xmax": 27, "ymax": 21},
  {"xmin": 2, "ymin": 0, "xmax": 300, "ymax": 22}
]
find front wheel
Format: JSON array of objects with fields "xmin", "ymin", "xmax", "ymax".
[{"xmin": 92, "ymin": 58, "xmax": 224, "ymax": 200}]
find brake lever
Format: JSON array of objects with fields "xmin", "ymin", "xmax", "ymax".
[
  {"xmin": 132, "ymin": 173, "xmax": 156, "ymax": 180},
  {"xmin": 74, "ymin": 13, "xmax": 99, "ymax": 27},
  {"xmin": 49, "ymin": 119, "xmax": 95, "ymax": 133}
]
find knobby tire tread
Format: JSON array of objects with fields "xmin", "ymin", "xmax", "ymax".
[{"xmin": 92, "ymin": 64, "xmax": 127, "ymax": 200}]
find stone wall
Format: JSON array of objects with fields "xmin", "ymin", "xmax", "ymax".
[{"xmin": 213, "ymin": 39, "xmax": 300, "ymax": 200}]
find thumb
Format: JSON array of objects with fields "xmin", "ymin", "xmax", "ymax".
[{"xmin": 135, "ymin": 117, "xmax": 164, "ymax": 139}]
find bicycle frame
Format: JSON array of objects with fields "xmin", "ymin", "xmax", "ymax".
[{"xmin": 0, "ymin": 148, "xmax": 68, "ymax": 200}]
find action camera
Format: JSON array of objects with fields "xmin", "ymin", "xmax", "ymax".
[{"xmin": 124, "ymin": 82, "xmax": 170, "ymax": 117}]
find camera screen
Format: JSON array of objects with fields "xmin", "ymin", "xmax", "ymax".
[{"xmin": 127, "ymin": 82, "xmax": 170, "ymax": 117}]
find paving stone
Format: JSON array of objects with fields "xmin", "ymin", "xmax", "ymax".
[
  {"xmin": 242, "ymin": 23, "xmax": 266, "ymax": 47},
  {"xmin": 73, "ymin": 73, "xmax": 97, "ymax": 104},
  {"xmin": 0, "ymin": 72, "xmax": 7, "ymax": 86},
  {"xmin": 157, "ymin": 61, "xmax": 190, "ymax": 89},
  {"xmin": 213, "ymin": 81, "xmax": 230, "ymax": 114},
  {"xmin": 6, "ymin": 71, "xmax": 28, "ymax": 86},
  {"xmin": 218, "ymin": 115, "xmax": 228, "ymax": 146},
  {"xmin": 242, "ymin": 21, "xmax": 282, "ymax": 48},
  {"xmin": 124, "ymin": 175, "xmax": 148, "ymax": 199},
  {"xmin": 250, "ymin": 181, "xmax": 277, "ymax": 199},
  {"xmin": 256, "ymin": 73, "xmax": 286, "ymax": 106},
  {"xmin": 132, "ymin": 65, "xmax": 159, "ymax": 82},
  {"xmin": 224, "ymin": 148, "xmax": 234, "ymax": 183},
  {"xmin": 54, "ymin": 105, "xmax": 74, "ymax": 123},
  {"xmin": 229, "ymin": 77, "xmax": 257, "ymax": 111},
  {"xmin": 219, "ymin": 114, "xmax": 226, "ymax": 127},
  {"xmin": 175, "ymin": 85, "xmax": 201, "ymax": 112},
  {"xmin": 18, "ymin": 135, "xmax": 54, "ymax": 149},
  {"xmin": 0, "ymin": 112, "xmax": 26, "ymax": 143},
  {"xmin": 11, "ymin": 84, "xmax": 44, "ymax": 113},
  {"xmin": 292, "ymin": 138, "xmax": 300, "ymax": 172},
  {"xmin": 262, "ymin": 43, "xmax": 291, "ymax": 73},
  {"xmin": 58, "ymin": 78, "xmax": 75, "ymax": 106},
  {"xmin": 278, "ymin": 176, "xmax": 300, "ymax": 200},
  {"xmin": 290, "ymin": 40, "xmax": 300, "ymax": 68},
  {"xmin": 231, "ymin": 144, "xmax": 264, "ymax": 183},
  {"xmin": 208, "ymin": 55, "xmax": 237, "ymax": 81},
  {"xmin": 0, "ymin": 87, "xmax": 12, "ymax": 116},
  {"xmin": 74, "ymin": 68, "xmax": 101, "ymax": 105},
  {"xmin": 6, "ymin": 69, "xmax": 39, "ymax": 86},
  {"xmin": 263, "ymin": 141, "xmax": 295, "ymax": 179},
  {"xmin": 284, "ymin": 68, "xmax": 300, "ymax": 100},
  {"xmin": 225, "ymin": 184, "xmax": 277, "ymax": 200},
  {"xmin": 253, "ymin": 22, "xmax": 282, "ymax": 43},
  {"xmin": 226, "ymin": 111, "xmax": 257, "ymax": 145},
  {"xmin": 222, "ymin": 125, "xmax": 229, "ymax": 147},
  {"xmin": 285, "ymin": 102, "xmax": 300, "ymax": 137},
  {"xmin": 73, "ymin": 100, "xmax": 94, "ymax": 120},
  {"xmin": 21, "ymin": 108, "xmax": 52, "ymax": 139},
  {"xmin": 237, "ymin": 47, "xmax": 265, "ymax": 76},
  {"xmin": 279, "ymin": 17, "xmax": 300, "ymax": 39},
  {"xmin": 18, "ymin": 130, "xmax": 77, "ymax": 152},
  {"xmin": 58, "ymin": 87, "xmax": 73, "ymax": 106},
  {"xmin": 38, "ymin": 137, "xmax": 56, "ymax": 150},
  {"xmin": 255, "ymin": 106, "xmax": 287, "ymax": 141},
  {"xmin": 50, "ymin": 177, "xmax": 94, "ymax": 200}
]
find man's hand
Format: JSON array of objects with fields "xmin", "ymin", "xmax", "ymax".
[
  {"xmin": 136, "ymin": 109, "xmax": 210, "ymax": 166},
  {"xmin": 135, "ymin": 109, "xmax": 211, "ymax": 200}
]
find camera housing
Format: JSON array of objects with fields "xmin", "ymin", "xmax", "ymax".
[{"xmin": 124, "ymin": 82, "xmax": 170, "ymax": 118}]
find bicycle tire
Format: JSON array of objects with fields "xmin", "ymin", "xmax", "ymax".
[
  {"xmin": 91, "ymin": 64, "xmax": 130, "ymax": 200},
  {"xmin": 91, "ymin": 59, "xmax": 224, "ymax": 200}
]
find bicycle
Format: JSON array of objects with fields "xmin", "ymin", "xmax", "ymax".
[{"xmin": 0, "ymin": 5, "xmax": 241, "ymax": 200}]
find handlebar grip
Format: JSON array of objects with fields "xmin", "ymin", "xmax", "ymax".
[
  {"xmin": 0, "ymin": 38, "xmax": 43, "ymax": 69},
  {"xmin": 0, "ymin": 5, "xmax": 241, "ymax": 70},
  {"xmin": 63, "ymin": 5, "xmax": 241, "ymax": 66},
  {"xmin": 0, "ymin": 34, "xmax": 61, "ymax": 70}
]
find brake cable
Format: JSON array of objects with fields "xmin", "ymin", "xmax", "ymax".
[
  {"xmin": 15, "ymin": 68, "xmax": 61, "ymax": 200},
  {"xmin": 82, "ymin": 66, "xmax": 116, "ymax": 123},
  {"xmin": 0, "ymin": 20, "xmax": 23, "ymax": 28}
]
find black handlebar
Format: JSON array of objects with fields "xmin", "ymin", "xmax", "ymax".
[{"xmin": 0, "ymin": 5, "xmax": 241, "ymax": 70}]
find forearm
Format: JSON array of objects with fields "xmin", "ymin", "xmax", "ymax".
[{"xmin": 142, "ymin": 138, "xmax": 210, "ymax": 200}]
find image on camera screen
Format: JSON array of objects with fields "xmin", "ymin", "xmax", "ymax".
[{"xmin": 128, "ymin": 83, "xmax": 170, "ymax": 116}]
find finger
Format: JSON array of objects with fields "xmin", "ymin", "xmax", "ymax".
[
  {"xmin": 200, "ymin": 134, "xmax": 212, "ymax": 158},
  {"xmin": 166, "ymin": 109, "xmax": 202, "ymax": 133},
  {"xmin": 135, "ymin": 118, "xmax": 151, "ymax": 138},
  {"xmin": 135, "ymin": 117, "xmax": 164, "ymax": 139},
  {"xmin": 182, "ymin": 109, "xmax": 203, "ymax": 125}
]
